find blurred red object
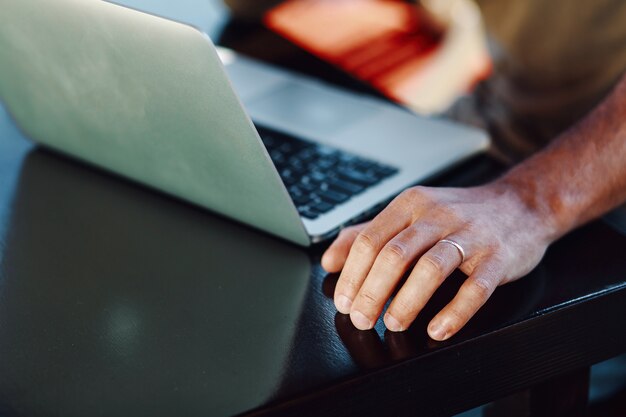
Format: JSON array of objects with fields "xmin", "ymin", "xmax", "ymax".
[{"xmin": 264, "ymin": 0, "xmax": 444, "ymax": 102}]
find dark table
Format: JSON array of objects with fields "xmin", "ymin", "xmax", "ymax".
[{"xmin": 1, "ymin": 6, "xmax": 626, "ymax": 417}]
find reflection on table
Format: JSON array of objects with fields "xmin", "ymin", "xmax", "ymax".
[{"xmin": 0, "ymin": 150, "xmax": 315, "ymax": 417}]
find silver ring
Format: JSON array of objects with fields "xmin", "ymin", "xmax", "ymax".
[{"xmin": 439, "ymin": 239, "xmax": 466, "ymax": 264}]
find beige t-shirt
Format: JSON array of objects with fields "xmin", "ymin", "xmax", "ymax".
[{"xmin": 463, "ymin": 0, "xmax": 626, "ymax": 162}]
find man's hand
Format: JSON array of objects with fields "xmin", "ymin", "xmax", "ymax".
[
  {"xmin": 322, "ymin": 73, "xmax": 626, "ymax": 341},
  {"xmin": 321, "ymin": 182, "xmax": 555, "ymax": 341}
]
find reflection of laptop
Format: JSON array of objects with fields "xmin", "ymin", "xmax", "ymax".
[
  {"xmin": 5, "ymin": 150, "xmax": 311, "ymax": 416},
  {"xmin": 0, "ymin": 0, "xmax": 488, "ymax": 246}
]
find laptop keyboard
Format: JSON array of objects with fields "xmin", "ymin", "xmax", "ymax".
[{"xmin": 256, "ymin": 125, "xmax": 399, "ymax": 220}]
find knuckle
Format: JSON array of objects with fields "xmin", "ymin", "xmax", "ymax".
[
  {"xmin": 342, "ymin": 275, "xmax": 362, "ymax": 292},
  {"xmin": 421, "ymin": 253, "xmax": 446, "ymax": 276},
  {"xmin": 412, "ymin": 220, "xmax": 436, "ymax": 236},
  {"xmin": 358, "ymin": 289, "xmax": 380, "ymax": 306},
  {"xmin": 401, "ymin": 186, "xmax": 427, "ymax": 204},
  {"xmin": 390, "ymin": 297, "xmax": 414, "ymax": 318},
  {"xmin": 411, "ymin": 185, "xmax": 428, "ymax": 196},
  {"xmin": 484, "ymin": 236, "xmax": 505, "ymax": 256},
  {"xmin": 400, "ymin": 187, "xmax": 419, "ymax": 201},
  {"xmin": 354, "ymin": 232, "xmax": 379, "ymax": 254},
  {"xmin": 380, "ymin": 241, "xmax": 409, "ymax": 265},
  {"xmin": 468, "ymin": 277, "xmax": 494, "ymax": 301},
  {"xmin": 483, "ymin": 256, "xmax": 505, "ymax": 275},
  {"xmin": 431, "ymin": 203, "xmax": 459, "ymax": 224}
]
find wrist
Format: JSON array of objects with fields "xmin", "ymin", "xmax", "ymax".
[{"xmin": 486, "ymin": 172, "xmax": 567, "ymax": 244}]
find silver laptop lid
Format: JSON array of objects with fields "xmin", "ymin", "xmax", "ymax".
[{"xmin": 0, "ymin": 0, "xmax": 310, "ymax": 246}]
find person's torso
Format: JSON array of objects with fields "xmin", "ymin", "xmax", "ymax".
[{"xmin": 475, "ymin": 0, "xmax": 626, "ymax": 161}]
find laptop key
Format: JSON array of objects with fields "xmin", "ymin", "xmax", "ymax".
[
  {"xmin": 299, "ymin": 207, "xmax": 319, "ymax": 220},
  {"xmin": 297, "ymin": 148, "xmax": 316, "ymax": 162},
  {"xmin": 372, "ymin": 164, "xmax": 398, "ymax": 178},
  {"xmin": 328, "ymin": 178, "xmax": 366, "ymax": 195},
  {"xmin": 309, "ymin": 171, "xmax": 328, "ymax": 183},
  {"xmin": 337, "ymin": 168, "xmax": 379, "ymax": 185},
  {"xmin": 317, "ymin": 145, "xmax": 335, "ymax": 156},
  {"xmin": 292, "ymin": 194, "xmax": 310, "ymax": 207},
  {"xmin": 310, "ymin": 201, "xmax": 334, "ymax": 214},
  {"xmin": 288, "ymin": 184, "xmax": 303, "ymax": 195},
  {"xmin": 261, "ymin": 134, "xmax": 277, "ymax": 148},
  {"xmin": 317, "ymin": 157, "xmax": 339, "ymax": 170},
  {"xmin": 300, "ymin": 181, "xmax": 317, "ymax": 193},
  {"xmin": 321, "ymin": 190, "xmax": 351, "ymax": 204},
  {"xmin": 383, "ymin": 167, "xmax": 399, "ymax": 177},
  {"xmin": 287, "ymin": 158, "xmax": 306, "ymax": 173},
  {"xmin": 353, "ymin": 159, "xmax": 377, "ymax": 171},
  {"xmin": 270, "ymin": 150, "xmax": 286, "ymax": 165}
]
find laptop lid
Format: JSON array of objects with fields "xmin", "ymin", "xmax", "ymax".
[{"xmin": 0, "ymin": 0, "xmax": 310, "ymax": 246}]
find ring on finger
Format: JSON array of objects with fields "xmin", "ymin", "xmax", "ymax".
[{"xmin": 438, "ymin": 239, "xmax": 466, "ymax": 264}]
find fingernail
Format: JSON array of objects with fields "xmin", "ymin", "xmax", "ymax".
[
  {"xmin": 336, "ymin": 295, "xmax": 353, "ymax": 313},
  {"xmin": 384, "ymin": 313, "xmax": 404, "ymax": 332},
  {"xmin": 428, "ymin": 322, "xmax": 448, "ymax": 341},
  {"xmin": 351, "ymin": 310, "xmax": 372, "ymax": 330}
]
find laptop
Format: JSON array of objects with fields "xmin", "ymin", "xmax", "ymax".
[{"xmin": 0, "ymin": 0, "xmax": 489, "ymax": 246}]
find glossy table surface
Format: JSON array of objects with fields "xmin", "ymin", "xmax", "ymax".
[{"xmin": 2, "ymin": 2, "xmax": 626, "ymax": 417}]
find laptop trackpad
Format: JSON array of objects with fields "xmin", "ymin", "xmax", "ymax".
[{"xmin": 246, "ymin": 81, "xmax": 379, "ymax": 137}]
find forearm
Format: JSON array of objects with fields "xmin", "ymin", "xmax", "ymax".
[{"xmin": 497, "ymin": 73, "xmax": 626, "ymax": 241}]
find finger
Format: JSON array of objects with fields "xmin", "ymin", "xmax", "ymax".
[
  {"xmin": 333, "ymin": 203, "xmax": 412, "ymax": 314},
  {"xmin": 383, "ymin": 239, "xmax": 464, "ymax": 332},
  {"xmin": 350, "ymin": 224, "xmax": 441, "ymax": 330},
  {"xmin": 322, "ymin": 223, "xmax": 368, "ymax": 273},
  {"xmin": 427, "ymin": 263, "xmax": 500, "ymax": 341}
]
